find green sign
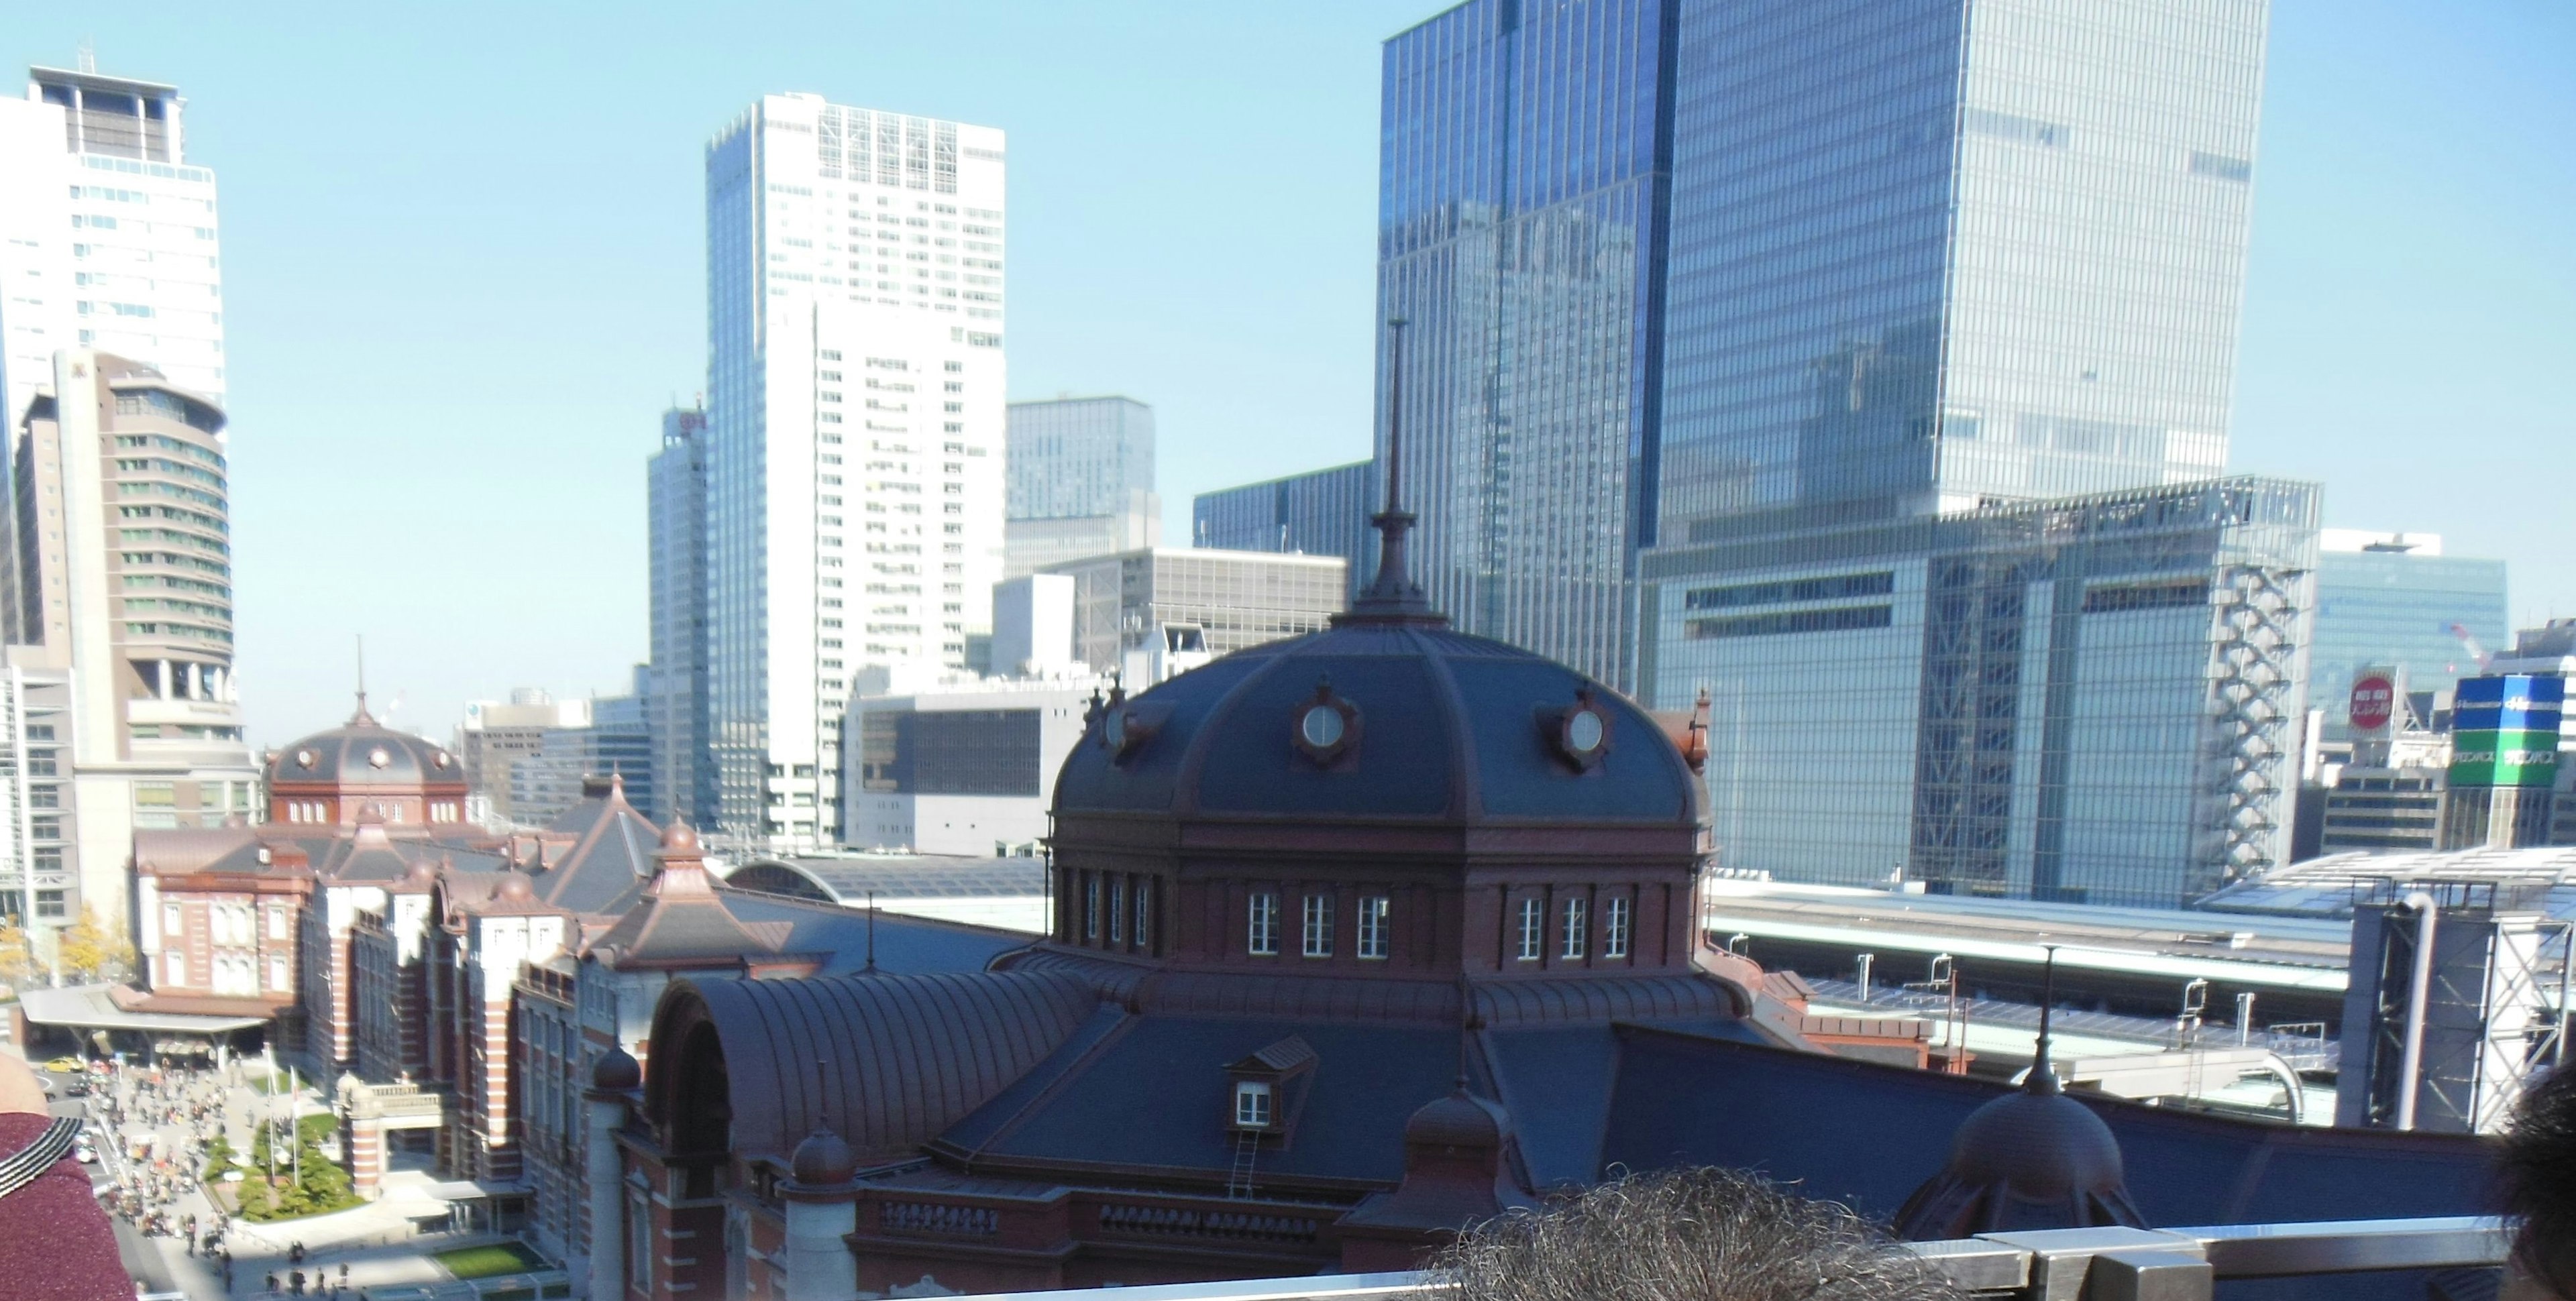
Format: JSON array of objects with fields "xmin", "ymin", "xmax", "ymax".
[{"xmin": 2449, "ymin": 727, "xmax": 2562, "ymax": 788}]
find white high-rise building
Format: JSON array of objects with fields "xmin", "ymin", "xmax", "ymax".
[
  {"xmin": 0, "ymin": 66, "xmax": 225, "ymax": 431},
  {"xmin": 703, "ymin": 94, "xmax": 1006, "ymax": 851}
]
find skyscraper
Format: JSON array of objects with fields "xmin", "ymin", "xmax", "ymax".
[
  {"xmin": 704, "ymin": 95, "xmax": 1007, "ymax": 850},
  {"xmin": 2309, "ymin": 530, "xmax": 2507, "ymax": 730},
  {"xmin": 645, "ymin": 404, "xmax": 709, "ymax": 826},
  {"xmin": 1376, "ymin": 0, "xmax": 1678, "ymax": 687},
  {"xmin": 0, "ymin": 66, "xmax": 226, "ymax": 429},
  {"xmin": 1002, "ymin": 396, "xmax": 1157, "ymax": 580},
  {"xmin": 1383, "ymin": 0, "xmax": 2292, "ymax": 904},
  {"xmin": 15, "ymin": 349, "xmax": 258, "ymax": 927}
]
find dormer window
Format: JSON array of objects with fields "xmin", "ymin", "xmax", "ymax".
[{"xmin": 1233, "ymin": 1080, "xmax": 1273, "ymax": 1129}]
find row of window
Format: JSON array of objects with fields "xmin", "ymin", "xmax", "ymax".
[{"xmin": 1067, "ymin": 889, "xmax": 1643, "ymax": 963}]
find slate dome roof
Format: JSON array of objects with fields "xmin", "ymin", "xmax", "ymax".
[
  {"xmin": 268, "ymin": 701, "xmax": 462, "ymax": 789},
  {"xmin": 1053, "ymin": 622, "xmax": 1697, "ymax": 826}
]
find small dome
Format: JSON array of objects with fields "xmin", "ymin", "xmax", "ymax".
[
  {"xmin": 661, "ymin": 821, "xmax": 700, "ymax": 853},
  {"xmin": 1404, "ymin": 1088, "xmax": 1506, "ymax": 1150},
  {"xmin": 1945, "ymin": 1089, "xmax": 2127, "ymax": 1200},
  {"xmin": 790, "ymin": 1126, "xmax": 857, "ymax": 1187},
  {"xmin": 405, "ymin": 860, "xmax": 439, "ymax": 886},
  {"xmin": 496, "ymin": 872, "xmax": 535, "ymax": 902},
  {"xmin": 591, "ymin": 1045, "xmax": 641, "ymax": 1092}
]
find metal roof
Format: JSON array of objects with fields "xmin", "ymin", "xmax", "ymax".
[
  {"xmin": 18, "ymin": 984, "xmax": 266, "ymax": 1035},
  {"xmin": 720, "ymin": 854, "xmax": 1046, "ymax": 904},
  {"xmin": 2199, "ymin": 845, "xmax": 2576, "ymax": 919}
]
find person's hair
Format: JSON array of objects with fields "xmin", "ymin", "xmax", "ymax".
[
  {"xmin": 1430, "ymin": 1167, "xmax": 1960, "ymax": 1301},
  {"xmin": 2502, "ymin": 1064, "xmax": 2576, "ymax": 1298}
]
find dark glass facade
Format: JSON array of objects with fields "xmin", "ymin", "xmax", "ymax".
[
  {"xmin": 858, "ymin": 708, "xmax": 1042, "ymax": 797},
  {"xmin": 1191, "ymin": 461, "xmax": 1374, "ymax": 596},
  {"xmin": 1376, "ymin": 0, "xmax": 1679, "ymax": 689}
]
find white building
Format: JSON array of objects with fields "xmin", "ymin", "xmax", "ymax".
[
  {"xmin": 704, "ymin": 93, "xmax": 1008, "ymax": 852},
  {"xmin": 840, "ymin": 673, "xmax": 1102, "ymax": 858},
  {"xmin": 0, "ymin": 65, "xmax": 225, "ymax": 430}
]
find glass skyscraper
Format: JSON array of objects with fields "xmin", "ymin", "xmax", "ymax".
[
  {"xmin": 1655, "ymin": 0, "xmax": 2260, "ymax": 532},
  {"xmin": 1381, "ymin": 0, "xmax": 2295, "ymax": 904},
  {"xmin": 1005, "ymin": 396, "xmax": 1155, "ymax": 522},
  {"xmin": 2310, "ymin": 530, "xmax": 2508, "ymax": 728},
  {"xmin": 1376, "ymin": 0, "xmax": 1678, "ymax": 687},
  {"xmin": 646, "ymin": 404, "xmax": 710, "ymax": 826}
]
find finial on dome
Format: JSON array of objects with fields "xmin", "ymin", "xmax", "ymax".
[
  {"xmin": 350, "ymin": 633, "xmax": 376, "ymax": 726},
  {"xmin": 1334, "ymin": 317, "xmax": 1446, "ymax": 628},
  {"xmin": 2028, "ymin": 944, "xmax": 2061, "ymax": 1097}
]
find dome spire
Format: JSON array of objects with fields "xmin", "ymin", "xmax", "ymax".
[
  {"xmin": 350, "ymin": 633, "xmax": 377, "ymax": 726},
  {"xmin": 2028, "ymin": 944, "xmax": 2061, "ymax": 1096},
  {"xmin": 1336, "ymin": 317, "xmax": 1446, "ymax": 628}
]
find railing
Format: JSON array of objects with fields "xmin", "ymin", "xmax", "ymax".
[
  {"xmin": 936, "ymin": 1217, "xmax": 2511, "ymax": 1301},
  {"xmin": 881, "ymin": 1199, "xmax": 1002, "ymax": 1237}
]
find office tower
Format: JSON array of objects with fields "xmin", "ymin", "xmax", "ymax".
[
  {"xmin": 1644, "ymin": 478, "xmax": 2316, "ymax": 908},
  {"xmin": 705, "ymin": 95, "xmax": 1007, "ymax": 851},
  {"xmin": 1002, "ymin": 396, "xmax": 1157, "ymax": 579},
  {"xmin": 1375, "ymin": 0, "xmax": 1677, "ymax": 687},
  {"xmin": 13, "ymin": 349, "xmax": 257, "ymax": 927},
  {"xmin": 1191, "ymin": 460, "xmax": 1374, "ymax": 594},
  {"xmin": 508, "ymin": 675, "xmax": 655, "ymax": 826},
  {"xmin": 0, "ymin": 66, "xmax": 225, "ymax": 430},
  {"xmin": 645, "ymin": 404, "xmax": 710, "ymax": 825},
  {"xmin": 2310, "ymin": 530, "xmax": 2506, "ymax": 730},
  {"xmin": 1041, "ymin": 548, "xmax": 1346, "ymax": 684},
  {"xmin": 456, "ymin": 689, "xmax": 589, "ymax": 825}
]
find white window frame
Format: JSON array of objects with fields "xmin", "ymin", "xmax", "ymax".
[
  {"xmin": 1301, "ymin": 893, "xmax": 1333, "ymax": 958},
  {"xmin": 1133, "ymin": 878, "xmax": 1152, "ymax": 951},
  {"xmin": 1516, "ymin": 897, "xmax": 1543, "ymax": 962},
  {"xmin": 1357, "ymin": 895, "xmax": 1389, "ymax": 960},
  {"xmin": 1108, "ymin": 876, "xmax": 1125, "ymax": 944},
  {"xmin": 1562, "ymin": 897, "xmax": 1588, "ymax": 960},
  {"xmin": 1234, "ymin": 1080, "xmax": 1273, "ymax": 1129},
  {"xmin": 1083, "ymin": 874, "xmax": 1101, "ymax": 941},
  {"xmin": 1605, "ymin": 897, "xmax": 1632, "ymax": 959},
  {"xmin": 1248, "ymin": 893, "xmax": 1279, "ymax": 956}
]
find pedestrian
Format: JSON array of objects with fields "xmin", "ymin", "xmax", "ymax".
[
  {"xmin": 290, "ymin": 1268, "xmax": 305, "ymax": 1296},
  {"xmin": 266, "ymin": 1271, "xmax": 277, "ymax": 1293}
]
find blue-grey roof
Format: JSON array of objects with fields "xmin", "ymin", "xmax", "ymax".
[
  {"xmin": 267, "ymin": 712, "xmax": 462, "ymax": 790},
  {"xmin": 1600, "ymin": 1024, "xmax": 2489, "ymax": 1227},
  {"xmin": 1055, "ymin": 622, "xmax": 1695, "ymax": 824}
]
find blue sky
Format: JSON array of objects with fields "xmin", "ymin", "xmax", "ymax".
[{"xmin": 7, "ymin": 1, "xmax": 2571, "ymax": 746}]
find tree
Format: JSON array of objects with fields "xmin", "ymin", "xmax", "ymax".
[
  {"xmin": 0, "ymin": 919, "xmax": 36, "ymax": 988},
  {"xmin": 54, "ymin": 907, "xmax": 133, "ymax": 984}
]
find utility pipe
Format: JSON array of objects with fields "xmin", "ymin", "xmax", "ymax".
[{"xmin": 2394, "ymin": 891, "xmax": 2438, "ymax": 1131}]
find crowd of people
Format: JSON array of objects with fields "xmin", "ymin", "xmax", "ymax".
[{"xmin": 83, "ymin": 1058, "xmax": 237, "ymax": 1254}]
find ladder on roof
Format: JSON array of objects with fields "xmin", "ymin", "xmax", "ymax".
[{"xmin": 1225, "ymin": 1129, "xmax": 1260, "ymax": 1199}]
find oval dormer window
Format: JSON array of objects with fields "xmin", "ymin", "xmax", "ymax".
[
  {"xmin": 368, "ymin": 747, "xmax": 392, "ymax": 769},
  {"xmin": 1299, "ymin": 704, "xmax": 1344, "ymax": 749},
  {"xmin": 1567, "ymin": 708, "xmax": 1605, "ymax": 755}
]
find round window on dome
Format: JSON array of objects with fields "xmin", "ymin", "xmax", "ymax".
[
  {"xmin": 1567, "ymin": 708, "xmax": 1605, "ymax": 754},
  {"xmin": 368, "ymin": 747, "xmax": 392, "ymax": 769},
  {"xmin": 294, "ymin": 749, "xmax": 317, "ymax": 769},
  {"xmin": 1300, "ymin": 704, "xmax": 1345, "ymax": 749},
  {"xmin": 1291, "ymin": 679, "xmax": 1361, "ymax": 767}
]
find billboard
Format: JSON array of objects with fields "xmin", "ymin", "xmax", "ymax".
[{"xmin": 2349, "ymin": 670, "xmax": 2398, "ymax": 733}]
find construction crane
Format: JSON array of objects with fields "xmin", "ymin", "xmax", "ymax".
[{"xmin": 2449, "ymin": 623, "xmax": 2493, "ymax": 672}]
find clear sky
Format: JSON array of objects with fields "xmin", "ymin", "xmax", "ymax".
[{"xmin": 6, "ymin": 1, "xmax": 2570, "ymax": 748}]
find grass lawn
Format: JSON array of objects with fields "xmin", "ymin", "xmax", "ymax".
[{"xmin": 433, "ymin": 1241, "xmax": 550, "ymax": 1280}]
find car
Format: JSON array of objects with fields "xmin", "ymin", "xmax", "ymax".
[
  {"xmin": 71, "ymin": 1137, "xmax": 95, "ymax": 1165},
  {"xmin": 58, "ymin": 1075, "xmax": 87, "ymax": 1096},
  {"xmin": 42, "ymin": 1057, "xmax": 80, "ymax": 1074}
]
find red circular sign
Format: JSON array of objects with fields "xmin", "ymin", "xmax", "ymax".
[{"xmin": 2350, "ymin": 675, "xmax": 2396, "ymax": 730}]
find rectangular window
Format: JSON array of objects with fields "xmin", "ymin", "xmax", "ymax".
[
  {"xmin": 1562, "ymin": 897, "xmax": 1588, "ymax": 960},
  {"xmin": 1686, "ymin": 605, "xmax": 1892, "ymax": 640},
  {"xmin": 1234, "ymin": 1080, "xmax": 1273, "ymax": 1129},
  {"xmin": 1083, "ymin": 874, "xmax": 1100, "ymax": 941},
  {"xmin": 1133, "ymin": 879, "xmax": 1152, "ymax": 952},
  {"xmin": 1108, "ymin": 877, "xmax": 1125, "ymax": 944},
  {"xmin": 1516, "ymin": 897, "xmax": 1542, "ymax": 962},
  {"xmin": 1357, "ymin": 896, "xmax": 1389, "ymax": 960},
  {"xmin": 269, "ymin": 955, "xmax": 288, "ymax": 992},
  {"xmin": 1684, "ymin": 571, "xmax": 1894, "ymax": 610},
  {"xmin": 628, "ymin": 1190, "xmax": 653, "ymax": 1290},
  {"xmin": 1301, "ymin": 894, "xmax": 1333, "ymax": 958},
  {"xmin": 164, "ymin": 902, "xmax": 182, "ymax": 939},
  {"xmin": 1248, "ymin": 893, "xmax": 1279, "ymax": 956},
  {"xmin": 1604, "ymin": 897, "xmax": 1631, "ymax": 960}
]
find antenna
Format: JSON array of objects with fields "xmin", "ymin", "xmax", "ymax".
[
  {"xmin": 77, "ymin": 40, "xmax": 96, "ymax": 74},
  {"xmin": 2028, "ymin": 944, "xmax": 2062, "ymax": 1095},
  {"xmin": 864, "ymin": 889, "xmax": 877, "ymax": 972}
]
